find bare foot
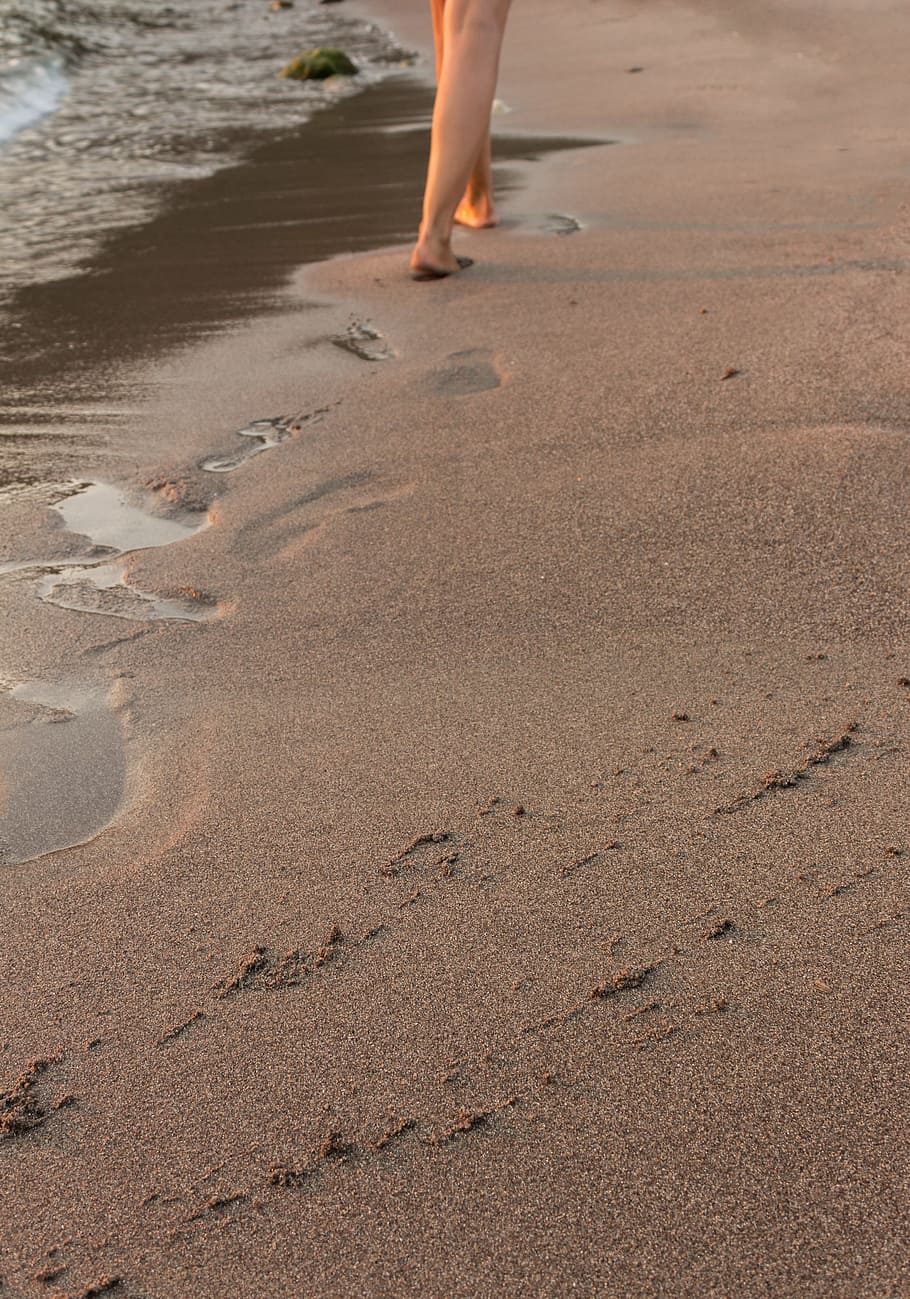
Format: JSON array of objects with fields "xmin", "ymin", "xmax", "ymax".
[
  {"xmin": 409, "ymin": 229, "xmax": 467, "ymax": 279},
  {"xmin": 454, "ymin": 196, "xmax": 498, "ymax": 229},
  {"xmin": 410, "ymin": 252, "xmax": 474, "ymax": 281}
]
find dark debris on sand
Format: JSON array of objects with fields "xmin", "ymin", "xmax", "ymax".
[
  {"xmin": 714, "ymin": 725, "xmax": 859, "ymax": 814},
  {"xmin": 214, "ymin": 927, "xmax": 344, "ymax": 998},
  {"xmin": 0, "ymin": 1057, "xmax": 60, "ymax": 1140}
]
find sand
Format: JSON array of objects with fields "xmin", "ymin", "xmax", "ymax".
[{"xmin": 1, "ymin": 0, "xmax": 908, "ymax": 1295}]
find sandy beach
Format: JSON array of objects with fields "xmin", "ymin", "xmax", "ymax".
[{"xmin": 1, "ymin": 0, "xmax": 909, "ymax": 1295}]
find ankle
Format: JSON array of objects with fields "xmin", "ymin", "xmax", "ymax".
[
  {"xmin": 417, "ymin": 232, "xmax": 451, "ymax": 263},
  {"xmin": 422, "ymin": 211, "xmax": 454, "ymax": 243}
]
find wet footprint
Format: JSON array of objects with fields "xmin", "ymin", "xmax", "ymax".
[
  {"xmin": 0, "ymin": 480, "xmax": 214, "ymax": 624},
  {"xmin": 55, "ymin": 481, "xmax": 201, "ymax": 553},
  {"xmin": 428, "ymin": 348, "xmax": 502, "ymax": 397},
  {"xmin": 540, "ymin": 213, "xmax": 582, "ymax": 237},
  {"xmin": 331, "ymin": 322, "xmax": 394, "ymax": 362},
  {"xmin": 0, "ymin": 679, "xmax": 125, "ymax": 865},
  {"xmin": 201, "ymin": 410, "xmax": 326, "ymax": 474},
  {"xmin": 0, "ymin": 480, "xmax": 207, "ymax": 576},
  {"xmin": 37, "ymin": 563, "xmax": 214, "ymax": 623}
]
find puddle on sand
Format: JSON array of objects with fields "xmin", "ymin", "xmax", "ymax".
[
  {"xmin": 200, "ymin": 410, "xmax": 325, "ymax": 474},
  {"xmin": 54, "ymin": 481, "xmax": 200, "ymax": 552},
  {"xmin": 0, "ymin": 479, "xmax": 214, "ymax": 622},
  {"xmin": 0, "ymin": 680, "xmax": 125, "ymax": 866}
]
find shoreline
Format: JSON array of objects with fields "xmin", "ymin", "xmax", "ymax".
[
  {"xmin": 0, "ymin": 0, "xmax": 419, "ymax": 309},
  {"xmin": 1, "ymin": 1, "xmax": 909, "ymax": 1295}
]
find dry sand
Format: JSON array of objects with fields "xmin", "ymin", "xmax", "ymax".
[{"xmin": 1, "ymin": 1, "xmax": 909, "ymax": 1295}]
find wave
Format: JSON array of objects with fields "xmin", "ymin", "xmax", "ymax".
[{"xmin": 0, "ymin": 56, "xmax": 68, "ymax": 146}]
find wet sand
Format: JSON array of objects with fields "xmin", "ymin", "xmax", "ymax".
[
  {"xmin": 1, "ymin": 1, "xmax": 909, "ymax": 1296},
  {"xmin": 0, "ymin": 75, "xmax": 591, "ymax": 418}
]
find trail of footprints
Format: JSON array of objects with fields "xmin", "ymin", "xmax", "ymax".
[
  {"xmin": 2, "ymin": 307, "xmax": 516, "ymax": 640},
  {"xmin": 4, "ymin": 325, "xmax": 908, "ymax": 1277}
]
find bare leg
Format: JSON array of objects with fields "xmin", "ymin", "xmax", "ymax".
[
  {"xmin": 431, "ymin": 0, "xmax": 498, "ymax": 230},
  {"xmin": 411, "ymin": 0, "xmax": 510, "ymax": 276},
  {"xmin": 454, "ymin": 132, "xmax": 498, "ymax": 228},
  {"xmin": 430, "ymin": 0, "xmax": 446, "ymax": 80},
  {"xmin": 430, "ymin": 0, "xmax": 499, "ymax": 231}
]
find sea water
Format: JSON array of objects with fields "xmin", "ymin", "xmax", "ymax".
[{"xmin": 0, "ymin": 0, "xmax": 412, "ymax": 303}]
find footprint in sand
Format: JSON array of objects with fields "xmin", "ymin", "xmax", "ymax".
[
  {"xmin": 331, "ymin": 321, "xmax": 394, "ymax": 363},
  {"xmin": 201, "ymin": 410, "xmax": 326, "ymax": 474},
  {"xmin": 540, "ymin": 213, "xmax": 582, "ymax": 237},
  {"xmin": 0, "ymin": 679, "xmax": 125, "ymax": 866},
  {"xmin": 429, "ymin": 348, "xmax": 502, "ymax": 397},
  {"xmin": 37, "ymin": 563, "xmax": 213, "ymax": 622},
  {"xmin": 0, "ymin": 480, "xmax": 214, "ymax": 623},
  {"xmin": 230, "ymin": 470, "xmax": 394, "ymax": 561}
]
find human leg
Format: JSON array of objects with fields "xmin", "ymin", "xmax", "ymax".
[
  {"xmin": 411, "ymin": 0, "xmax": 511, "ymax": 276},
  {"xmin": 454, "ymin": 131, "xmax": 498, "ymax": 228},
  {"xmin": 431, "ymin": 0, "xmax": 499, "ymax": 232}
]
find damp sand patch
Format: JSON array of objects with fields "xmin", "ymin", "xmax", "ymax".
[
  {"xmin": 0, "ymin": 680, "xmax": 125, "ymax": 866},
  {"xmin": 0, "ymin": 480, "xmax": 215, "ymax": 623},
  {"xmin": 428, "ymin": 349, "xmax": 502, "ymax": 397}
]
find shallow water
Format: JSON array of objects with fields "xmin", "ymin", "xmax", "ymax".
[{"xmin": 0, "ymin": 53, "xmax": 67, "ymax": 143}]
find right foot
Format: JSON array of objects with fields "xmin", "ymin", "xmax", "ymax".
[{"xmin": 454, "ymin": 197, "xmax": 498, "ymax": 229}]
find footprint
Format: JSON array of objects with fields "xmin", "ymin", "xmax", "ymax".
[
  {"xmin": 37, "ymin": 563, "xmax": 215, "ymax": 623},
  {"xmin": 331, "ymin": 322, "xmax": 394, "ymax": 363},
  {"xmin": 201, "ymin": 411, "xmax": 326, "ymax": 474},
  {"xmin": 428, "ymin": 348, "xmax": 502, "ymax": 397},
  {"xmin": 540, "ymin": 213, "xmax": 582, "ymax": 237},
  {"xmin": 54, "ymin": 481, "xmax": 203, "ymax": 553},
  {"xmin": 232, "ymin": 471, "xmax": 374, "ymax": 559},
  {"xmin": 0, "ymin": 1055, "xmax": 68, "ymax": 1140},
  {"xmin": 0, "ymin": 480, "xmax": 213, "ymax": 624},
  {"xmin": 381, "ymin": 830, "xmax": 469, "ymax": 879},
  {"xmin": 0, "ymin": 680, "xmax": 125, "ymax": 865}
]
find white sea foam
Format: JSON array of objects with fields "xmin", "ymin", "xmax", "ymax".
[{"xmin": 0, "ymin": 56, "xmax": 68, "ymax": 146}]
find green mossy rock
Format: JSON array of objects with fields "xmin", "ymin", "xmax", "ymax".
[{"xmin": 281, "ymin": 48, "xmax": 358, "ymax": 80}]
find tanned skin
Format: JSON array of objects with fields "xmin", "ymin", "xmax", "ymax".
[{"xmin": 410, "ymin": 0, "xmax": 511, "ymax": 278}]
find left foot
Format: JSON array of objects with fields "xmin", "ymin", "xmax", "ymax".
[
  {"xmin": 410, "ymin": 253, "xmax": 474, "ymax": 282},
  {"xmin": 410, "ymin": 226, "xmax": 458, "ymax": 272},
  {"xmin": 410, "ymin": 228, "xmax": 475, "ymax": 280}
]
